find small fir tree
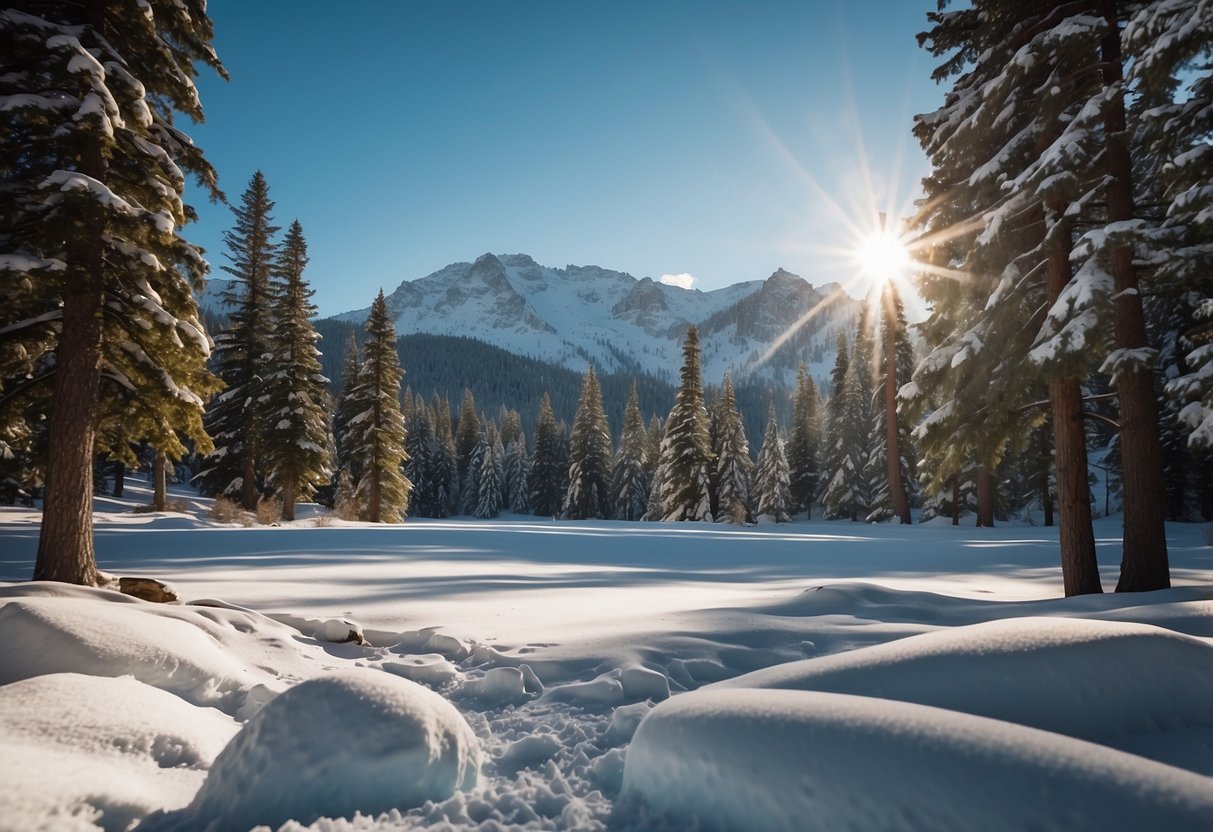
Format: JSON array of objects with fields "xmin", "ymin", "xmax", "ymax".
[
  {"xmin": 714, "ymin": 375, "xmax": 753, "ymax": 524},
  {"xmin": 563, "ymin": 368, "xmax": 614, "ymax": 519},
  {"xmin": 755, "ymin": 405, "xmax": 792, "ymax": 522},
  {"xmin": 529, "ymin": 393, "xmax": 567, "ymax": 517},
  {"xmin": 611, "ymin": 382, "xmax": 651, "ymax": 521}
]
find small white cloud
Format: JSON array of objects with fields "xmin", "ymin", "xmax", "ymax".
[{"xmin": 660, "ymin": 273, "xmax": 696, "ymax": 290}]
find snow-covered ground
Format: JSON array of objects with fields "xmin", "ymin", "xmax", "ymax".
[{"xmin": 2, "ymin": 483, "xmax": 1212, "ymax": 831}]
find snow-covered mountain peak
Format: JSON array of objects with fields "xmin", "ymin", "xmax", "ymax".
[{"xmin": 331, "ymin": 253, "xmax": 861, "ymax": 385}]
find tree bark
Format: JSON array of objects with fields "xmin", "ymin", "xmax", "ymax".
[
  {"xmin": 1098, "ymin": 2, "xmax": 1169, "ymax": 592},
  {"xmin": 33, "ymin": 109, "xmax": 108, "ymax": 585},
  {"xmin": 153, "ymin": 449, "xmax": 167, "ymax": 510},
  {"xmin": 975, "ymin": 466, "xmax": 995, "ymax": 527},
  {"xmin": 281, "ymin": 459, "xmax": 296, "ymax": 521},
  {"xmin": 112, "ymin": 461, "xmax": 125, "ymax": 499},
  {"xmin": 884, "ymin": 286, "xmax": 911, "ymax": 524},
  {"xmin": 1045, "ymin": 206, "xmax": 1103, "ymax": 596},
  {"xmin": 241, "ymin": 449, "xmax": 257, "ymax": 510},
  {"xmin": 951, "ymin": 477, "xmax": 959, "ymax": 526}
]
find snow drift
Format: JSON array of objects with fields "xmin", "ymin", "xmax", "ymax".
[{"xmin": 621, "ymin": 688, "xmax": 1213, "ymax": 832}]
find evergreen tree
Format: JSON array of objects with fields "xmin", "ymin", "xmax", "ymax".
[
  {"xmin": 260, "ymin": 221, "xmax": 333, "ymax": 520},
  {"xmin": 913, "ymin": 3, "xmax": 1104, "ymax": 593},
  {"xmin": 786, "ymin": 364, "xmax": 820, "ymax": 517},
  {"xmin": 654, "ymin": 326, "xmax": 714, "ymax": 521},
  {"xmin": 332, "ymin": 331, "xmax": 361, "ymax": 479},
  {"xmin": 504, "ymin": 438, "xmax": 531, "ymax": 514},
  {"xmin": 563, "ymin": 368, "xmax": 614, "ymax": 519},
  {"xmin": 404, "ymin": 404, "xmax": 435, "ymax": 516},
  {"xmin": 430, "ymin": 393, "xmax": 457, "ymax": 516},
  {"xmin": 474, "ymin": 429, "xmax": 504, "ymax": 519},
  {"xmin": 611, "ymin": 382, "xmax": 651, "ymax": 521},
  {"xmin": 454, "ymin": 389, "xmax": 480, "ymax": 502},
  {"xmin": 197, "ymin": 172, "xmax": 279, "ymax": 508},
  {"xmin": 714, "ymin": 375, "xmax": 754, "ymax": 524},
  {"xmin": 867, "ymin": 287, "xmax": 915, "ymax": 523},
  {"xmin": 755, "ymin": 405, "xmax": 792, "ymax": 522},
  {"xmin": 459, "ymin": 428, "xmax": 486, "ymax": 516},
  {"xmin": 529, "ymin": 393, "xmax": 567, "ymax": 517},
  {"xmin": 344, "ymin": 291, "xmax": 410, "ymax": 522},
  {"xmin": 822, "ymin": 334, "xmax": 866, "ymax": 520},
  {"xmin": 2, "ymin": 2, "xmax": 224, "ymax": 583}
]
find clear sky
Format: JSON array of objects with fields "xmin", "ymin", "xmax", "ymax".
[{"xmin": 184, "ymin": 1, "xmax": 946, "ymax": 318}]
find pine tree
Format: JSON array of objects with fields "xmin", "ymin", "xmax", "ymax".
[
  {"xmin": 474, "ymin": 429, "xmax": 504, "ymax": 519},
  {"xmin": 755, "ymin": 405, "xmax": 792, "ymax": 522},
  {"xmin": 2, "ymin": 3, "xmax": 224, "ymax": 583},
  {"xmin": 913, "ymin": 3, "xmax": 1104, "ymax": 593},
  {"xmin": 529, "ymin": 393, "xmax": 567, "ymax": 517},
  {"xmin": 786, "ymin": 364, "xmax": 820, "ymax": 517},
  {"xmin": 822, "ymin": 334, "xmax": 866, "ymax": 520},
  {"xmin": 344, "ymin": 291, "xmax": 411, "ymax": 522},
  {"xmin": 654, "ymin": 326, "xmax": 713, "ymax": 521},
  {"xmin": 459, "ymin": 428, "xmax": 486, "ymax": 517},
  {"xmin": 504, "ymin": 438, "xmax": 531, "ymax": 514},
  {"xmin": 563, "ymin": 368, "xmax": 614, "ymax": 519},
  {"xmin": 611, "ymin": 381, "xmax": 651, "ymax": 521},
  {"xmin": 404, "ymin": 403, "xmax": 435, "ymax": 516},
  {"xmin": 867, "ymin": 287, "xmax": 915, "ymax": 523},
  {"xmin": 714, "ymin": 375, "xmax": 754, "ymax": 524},
  {"xmin": 429, "ymin": 394, "xmax": 457, "ymax": 517},
  {"xmin": 260, "ymin": 221, "xmax": 333, "ymax": 520},
  {"xmin": 197, "ymin": 172, "xmax": 279, "ymax": 508},
  {"xmin": 332, "ymin": 331, "xmax": 361, "ymax": 479},
  {"xmin": 454, "ymin": 389, "xmax": 480, "ymax": 507}
]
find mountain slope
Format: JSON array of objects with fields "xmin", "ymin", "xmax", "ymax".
[{"xmin": 333, "ymin": 253, "xmax": 860, "ymax": 386}]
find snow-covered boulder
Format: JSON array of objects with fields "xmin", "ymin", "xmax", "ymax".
[
  {"xmin": 715, "ymin": 617, "xmax": 1213, "ymax": 756},
  {"xmin": 621, "ymin": 688, "xmax": 1213, "ymax": 832},
  {"xmin": 158, "ymin": 670, "xmax": 480, "ymax": 831}
]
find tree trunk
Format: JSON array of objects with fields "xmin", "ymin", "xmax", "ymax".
[
  {"xmin": 951, "ymin": 477, "xmax": 959, "ymax": 526},
  {"xmin": 35, "ymin": 289, "xmax": 104, "ymax": 584},
  {"xmin": 884, "ymin": 287, "xmax": 911, "ymax": 524},
  {"xmin": 281, "ymin": 459, "xmax": 296, "ymax": 521},
  {"xmin": 241, "ymin": 449, "xmax": 257, "ymax": 511},
  {"xmin": 1040, "ymin": 429, "xmax": 1053, "ymax": 527},
  {"xmin": 1045, "ymin": 205, "xmax": 1103, "ymax": 596},
  {"xmin": 33, "ymin": 126, "xmax": 108, "ymax": 585},
  {"xmin": 112, "ymin": 461, "xmax": 125, "ymax": 499},
  {"xmin": 153, "ymin": 449, "xmax": 167, "ymax": 510},
  {"xmin": 975, "ymin": 466, "xmax": 995, "ymax": 527},
  {"xmin": 1098, "ymin": 3, "xmax": 1170, "ymax": 592}
]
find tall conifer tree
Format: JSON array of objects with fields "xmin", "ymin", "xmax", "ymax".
[
  {"xmin": 755, "ymin": 405, "xmax": 792, "ymax": 523},
  {"xmin": 611, "ymin": 382, "xmax": 651, "ymax": 521},
  {"xmin": 529, "ymin": 393, "xmax": 566, "ymax": 517},
  {"xmin": 714, "ymin": 375, "xmax": 753, "ymax": 524},
  {"xmin": 654, "ymin": 326, "xmax": 713, "ymax": 521},
  {"xmin": 2, "ymin": 2, "xmax": 224, "ymax": 583},
  {"xmin": 261, "ymin": 221, "xmax": 333, "ymax": 520},
  {"xmin": 198, "ymin": 172, "xmax": 279, "ymax": 508},
  {"xmin": 786, "ymin": 365, "xmax": 820, "ymax": 518},
  {"xmin": 564, "ymin": 368, "xmax": 614, "ymax": 519},
  {"xmin": 344, "ymin": 291, "xmax": 410, "ymax": 522}
]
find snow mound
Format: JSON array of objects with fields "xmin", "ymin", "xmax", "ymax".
[
  {"xmin": 0, "ymin": 673, "xmax": 238, "ymax": 832},
  {"xmin": 621, "ymin": 689, "xmax": 1213, "ymax": 832},
  {"xmin": 153, "ymin": 669, "xmax": 481, "ymax": 831},
  {"xmin": 382, "ymin": 653, "xmax": 459, "ymax": 687},
  {"xmin": 716, "ymin": 617, "xmax": 1213, "ymax": 760},
  {"xmin": 0, "ymin": 596, "xmax": 270, "ymax": 714}
]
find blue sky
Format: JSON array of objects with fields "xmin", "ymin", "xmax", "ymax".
[{"xmin": 185, "ymin": 1, "xmax": 945, "ymax": 317}]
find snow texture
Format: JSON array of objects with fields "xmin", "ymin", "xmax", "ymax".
[{"xmin": 146, "ymin": 670, "xmax": 480, "ymax": 831}]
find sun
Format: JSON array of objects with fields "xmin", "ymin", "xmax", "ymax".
[{"xmin": 855, "ymin": 228, "xmax": 912, "ymax": 290}]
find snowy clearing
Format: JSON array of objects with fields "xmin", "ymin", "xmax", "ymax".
[{"xmin": 1, "ymin": 483, "xmax": 1212, "ymax": 831}]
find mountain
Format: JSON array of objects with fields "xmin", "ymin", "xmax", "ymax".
[{"xmin": 332, "ymin": 253, "xmax": 861, "ymax": 387}]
